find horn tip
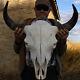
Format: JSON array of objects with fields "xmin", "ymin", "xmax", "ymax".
[
  {"xmin": 72, "ymin": 4, "xmax": 78, "ymax": 17},
  {"xmin": 72, "ymin": 4, "xmax": 76, "ymax": 9},
  {"xmin": 72, "ymin": 4, "xmax": 74, "ymax": 7},
  {"xmin": 72, "ymin": 4, "xmax": 78, "ymax": 12}
]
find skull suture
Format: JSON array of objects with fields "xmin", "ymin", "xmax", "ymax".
[{"xmin": 3, "ymin": 1, "xmax": 78, "ymax": 80}]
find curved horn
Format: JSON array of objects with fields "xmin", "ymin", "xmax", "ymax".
[
  {"xmin": 62, "ymin": 4, "xmax": 78, "ymax": 31},
  {"xmin": 3, "ymin": 1, "xmax": 17, "ymax": 30}
]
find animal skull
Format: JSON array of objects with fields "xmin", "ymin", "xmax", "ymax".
[{"xmin": 24, "ymin": 20, "xmax": 58, "ymax": 79}]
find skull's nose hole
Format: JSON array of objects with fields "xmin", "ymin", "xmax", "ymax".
[
  {"xmin": 42, "ymin": 69, "xmax": 44, "ymax": 75},
  {"xmin": 37, "ymin": 69, "xmax": 40, "ymax": 76},
  {"xmin": 40, "ymin": 76, "xmax": 42, "ymax": 80}
]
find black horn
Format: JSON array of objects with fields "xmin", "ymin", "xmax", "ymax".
[
  {"xmin": 3, "ymin": 1, "xmax": 17, "ymax": 30},
  {"xmin": 62, "ymin": 4, "xmax": 78, "ymax": 31}
]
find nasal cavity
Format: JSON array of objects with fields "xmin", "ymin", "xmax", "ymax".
[
  {"xmin": 40, "ymin": 76, "xmax": 42, "ymax": 80},
  {"xmin": 37, "ymin": 69, "xmax": 44, "ymax": 79},
  {"xmin": 37, "ymin": 69, "xmax": 40, "ymax": 76},
  {"xmin": 42, "ymin": 69, "xmax": 44, "ymax": 75},
  {"xmin": 37, "ymin": 69, "xmax": 44, "ymax": 75}
]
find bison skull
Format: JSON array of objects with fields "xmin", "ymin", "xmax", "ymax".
[{"xmin": 24, "ymin": 20, "xmax": 58, "ymax": 79}]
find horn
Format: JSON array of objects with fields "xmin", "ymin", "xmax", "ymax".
[
  {"xmin": 62, "ymin": 4, "xmax": 78, "ymax": 31},
  {"xmin": 3, "ymin": 1, "xmax": 17, "ymax": 30}
]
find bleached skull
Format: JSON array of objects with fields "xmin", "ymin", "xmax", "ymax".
[{"xmin": 24, "ymin": 20, "xmax": 58, "ymax": 79}]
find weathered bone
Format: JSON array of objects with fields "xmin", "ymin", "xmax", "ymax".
[{"xmin": 24, "ymin": 20, "xmax": 58, "ymax": 79}]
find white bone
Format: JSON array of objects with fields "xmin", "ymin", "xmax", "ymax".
[{"xmin": 24, "ymin": 20, "xmax": 58, "ymax": 80}]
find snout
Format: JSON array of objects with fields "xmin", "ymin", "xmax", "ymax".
[
  {"xmin": 35, "ymin": 68, "xmax": 46, "ymax": 80},
  {"xmin": 33, "ymin": 57, "xmax": 48, "ymax": 80}
]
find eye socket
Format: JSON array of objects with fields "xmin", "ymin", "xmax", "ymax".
[
  {"xmin": 53, "ymin": 43, "xmax": 56, "ymax": 46},
  {"xmin": 53, "ymin": 43, "xmax": 57, "ymax": 48},
  {"xmin": 25, "ymin": 42, "xmax": 31, "ymax": 49},
  {"xmin": 25, "ymin": 42, "xmax": 30, "ymax": 50},
  {"xmin": 25, "ymin": 42, "xmax": 28, "ymax": 46},
  {"xmin": 25, "ymin": 42, "xmax": 30, "ymax": 48}
]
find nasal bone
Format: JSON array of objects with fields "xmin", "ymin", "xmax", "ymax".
[
  {"xmin": 40, "ymin": 76, "xmax": 43, "ymax": 80},
  {"xmin": 39, "ymin": 75, "xmax": 43, "ymax": 80},
  {"xmin": 38, "ymin": 68, "xmax": 45, "ymax": 79}
]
